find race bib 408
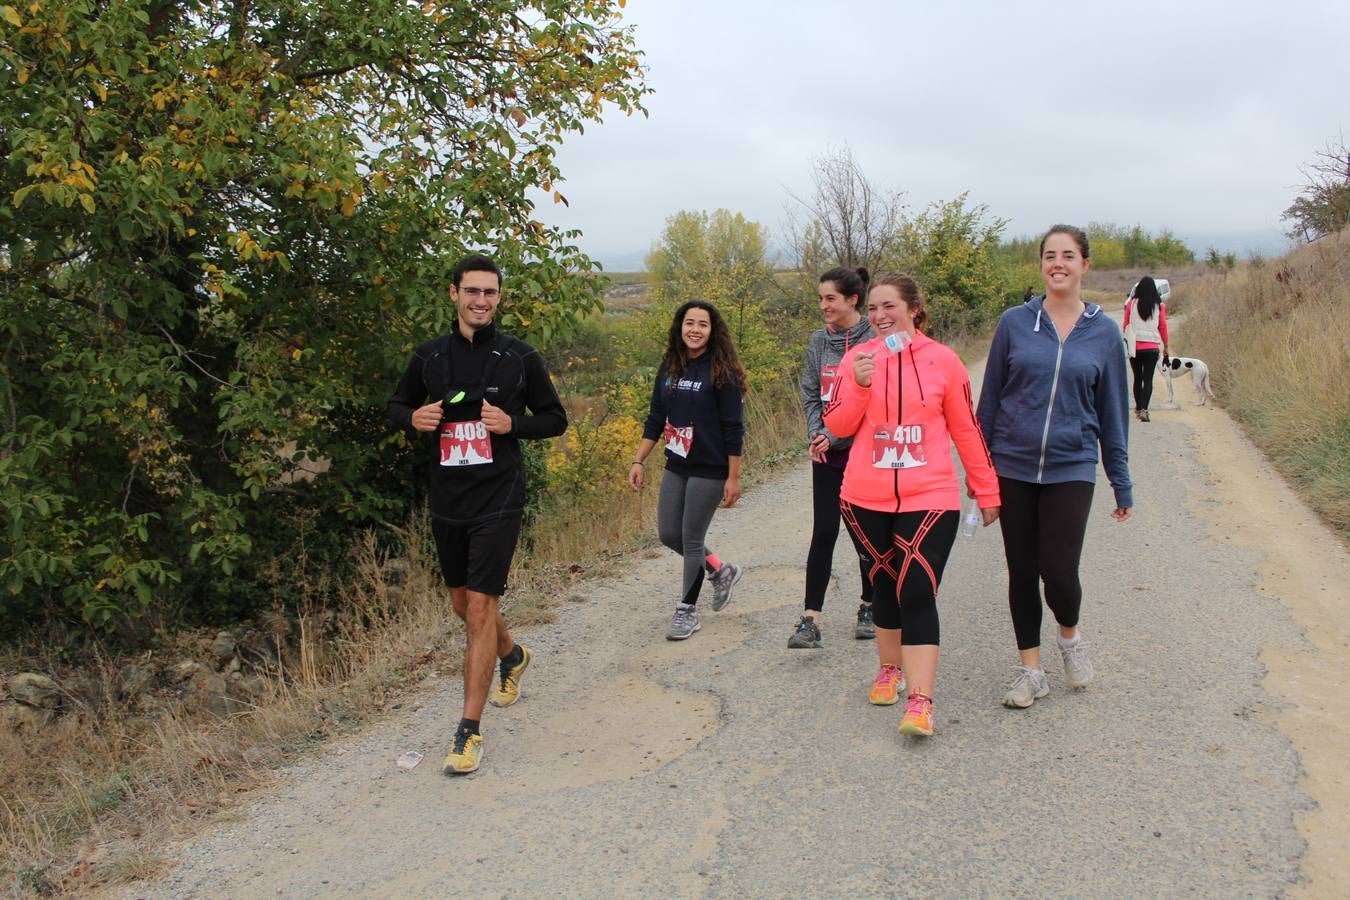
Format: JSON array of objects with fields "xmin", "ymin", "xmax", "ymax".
[{"xmin": 440, "ymin": 421, "xmax": 493, "ymax": 466}]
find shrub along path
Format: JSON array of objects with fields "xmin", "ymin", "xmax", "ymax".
[{"xmin": 131, "ymin": 359, "xmax": 1348, "ymax": 898}]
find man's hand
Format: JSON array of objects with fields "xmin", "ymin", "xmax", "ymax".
[
  {"xmin": 853, "ymin": 351, "xmax": 875, "ymax": 387},
  {"xmin": 411, "ymin": 402, "xmax": 443, "ymax": 433},
  {"xmin": 481, "ymin": 400, "xmax": 512, "ymax": 435}
]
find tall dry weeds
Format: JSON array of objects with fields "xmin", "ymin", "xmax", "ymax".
[
  {"xmin": 1, "ymin": 519, "xmax": 461, "ymax": 897},
  {"xmin": 1174, "ymin": 230, "xmax": 1350, "ymax": 536}
]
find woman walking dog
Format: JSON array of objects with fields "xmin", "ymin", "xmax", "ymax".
[{"xmin": 1123, "ymin": 275, "xmax": 1170, "ymax": 421}]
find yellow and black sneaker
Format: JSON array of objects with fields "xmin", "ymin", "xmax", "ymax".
[
  {"xmin": 489, "ymin": 644, "xmax": 532, "ymax": 708},
  {"xmin": 442, "ymin": 728, "xmax": 483, "ymax": 775}
]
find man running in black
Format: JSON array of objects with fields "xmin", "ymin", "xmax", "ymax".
[{"xmin": 387, "ymin": 254, "xmax": 567, "ymax": 775}]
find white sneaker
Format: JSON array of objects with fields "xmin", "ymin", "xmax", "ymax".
[
  {"xmin": 1002, "ymin": 666, "xmax": 1049, "ymax": 708},
  {"xmin": 1060, "ymin": 639, "xmax": 1094, "ymax": 689}
]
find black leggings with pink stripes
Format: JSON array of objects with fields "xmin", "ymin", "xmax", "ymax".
[{"xmin": 840, "ymin": 502, "xmax": 958, "ymax": 644}]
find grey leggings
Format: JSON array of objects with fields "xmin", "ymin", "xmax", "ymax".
[{"xmin": 657, "ymin": 469, "xmax": 725, "ymax": 605}]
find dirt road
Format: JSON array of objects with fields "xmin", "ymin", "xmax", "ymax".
[{"xmin": 134, "ymin": 360, "xmax": 1349, "ymax": 898}]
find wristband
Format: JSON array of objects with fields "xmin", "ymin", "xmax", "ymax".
[{"xmin": 630, "ymin": 460, "xmax": 643, "ymax": 466}]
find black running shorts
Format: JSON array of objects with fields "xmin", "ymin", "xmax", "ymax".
[{"xmin": 431, "ymin": 512, "xmax": 524, "ymax": 597}]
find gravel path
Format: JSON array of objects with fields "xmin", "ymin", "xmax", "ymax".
[{"xmin": 132, "ymin": 362, "xmax": 1324, "ymax": 898}]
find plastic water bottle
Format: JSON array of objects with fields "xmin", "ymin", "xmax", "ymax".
[
  {"xmin": 961, "ymin": 499, "xmax": 980, "ymax": 537},
  {"xmin": 882, "ymin": 331, "xmax": 912, "ymax": 354}
]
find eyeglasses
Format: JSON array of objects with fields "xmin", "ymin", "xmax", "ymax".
[{"xmin": 460, "ymin": 288, "xmax": 500, "ymax": 299}]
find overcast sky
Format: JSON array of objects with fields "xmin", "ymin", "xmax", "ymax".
[{"xmin": 530, "ymin": 0, "xmax": 1349, "ymax": 270}]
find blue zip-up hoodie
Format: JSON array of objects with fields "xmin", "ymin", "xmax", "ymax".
[{"xmin": 976, "ymin": 297, "xmax": 1133, "ymax": 508}]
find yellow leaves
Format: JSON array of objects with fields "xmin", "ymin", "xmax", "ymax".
[
  {"xmin": 17, "ymin": 67, "xmax": 28, "ymax": 85},
  {"xmin": 552, "ymin": 190, "xmax": 568, "ymax": 207},
  {"xmin": 1, "ymin": 5, "xmax": 21, "ymax": 26},
  {"xmin": 339, "ymin": 193, "xmax": 358, "ymax": 216},
  {"xmin": 79, "ymin": 194, "xmax": 95, "ymax": 213},
  {"xmin": 290, "ymin": 349, "xmax": 303, "ymax": 362}
]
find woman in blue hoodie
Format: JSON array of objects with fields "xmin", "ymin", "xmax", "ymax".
[{"xmin": 976, "ymin": 224, "xmax": 1133, "ymax": 709}]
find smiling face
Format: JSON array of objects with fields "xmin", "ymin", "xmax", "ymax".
[
  {"xmin": 818, "ymin": 280, "xmax": 861, "ymax": 328},
  {"xmin": 1040, "ymin": 231, "xmax": 1091, "ymax": 296},
  {"xmin": 867, "ymin": 284, "xmax": 916, "ymax": 336},
  {"xmin": 681, "ymin": 307, "xmax": 713, "ymax": 356},
  {"xmin": 450, "ymin": 269, "xmax": 502, "ymax": 334}
]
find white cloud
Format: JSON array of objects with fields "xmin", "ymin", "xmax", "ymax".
[{"xmin": 535, "ymin": 0, "xmax": 1349, "ymax": 267}]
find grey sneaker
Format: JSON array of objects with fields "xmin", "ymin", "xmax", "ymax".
[
  {"xmin": 1060, "ymin": 639, "xmax": 1094, "ymax": 688},
  {"xmin": 787, "ymin": 616, "xmax": 822, "ymax": 649},
  {"xmin": 1002, "ymin": 666, "xmax": 1050, "ymax": 708},
  {"xmin": 667, "ymin": 603, "xmax": 701, "ymax": 640},
  {"xmin": 854, "ymin": 603, "xmax": 876, "ymax": 640},
  {"xmin": 708, "ymin": 562, "xmax": 742, "ymax": 611}
]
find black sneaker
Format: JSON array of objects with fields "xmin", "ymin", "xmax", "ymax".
[
  {"xmin": 855, "ymin": 604, "xmax": 876, "ymax": 640},
  {"xmin": 787, "ymin": 616, "xmax": 822, "ymax": 649}
]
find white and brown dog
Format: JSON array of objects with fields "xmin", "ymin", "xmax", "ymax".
[{"xmin": 1159, "ymin": 356, "xmax": 1215, "ymax": 406}]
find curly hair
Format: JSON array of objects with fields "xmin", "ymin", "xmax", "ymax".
[{"xmin": 661, "ymin": 300, "xmax": 748, "ymax": 392}]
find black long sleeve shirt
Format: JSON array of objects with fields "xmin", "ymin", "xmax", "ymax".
[{"xmin": 387, "ymin": 322, "xmax": 567, "ymax": 524}]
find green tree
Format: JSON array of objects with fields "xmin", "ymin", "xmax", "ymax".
[
  {"xmin": 0, "ymin": 0, "xmax": 648, "ymax": 637},
  {"xmin": 894, "ymin": 193, "xmax": 1008, "ymax": 336},
  {"xmin": 642, "ymin": 209, "xmax": 790, "ymax": 387}
]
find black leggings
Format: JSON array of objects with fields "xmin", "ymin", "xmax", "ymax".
[
  {"xmin": 1130, "ymin": 348, "xmax": 1160, "ymax": 411},
  {"xmin": 804, "ymin": 463, "xmax": 874, "ymax": 612},
  {"xmin": 996, "ymin": 477, "xmax": 1095, "ymax": 651},
  {"xmin": 840, "ymin": 503, "xmax": 957, "ymax": 644}
]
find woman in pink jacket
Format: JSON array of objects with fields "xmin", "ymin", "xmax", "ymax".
[{"xmin": 824, "ymin": 274, "xmax": 1001, "ymax": 737}]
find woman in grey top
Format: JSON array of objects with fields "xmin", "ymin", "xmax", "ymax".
[{"xmin": 789, "ymin": 267, "xmax": 877, "ymax": 649}]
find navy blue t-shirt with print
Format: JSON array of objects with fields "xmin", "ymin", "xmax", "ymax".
[{"xmin": 641, "ymin": 354, "xmax": 745, "ymax": 480}]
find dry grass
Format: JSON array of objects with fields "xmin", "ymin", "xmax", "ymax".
[
  {"xmin": 0, "ymin": 363, "xmax": 810, "ymax": 898},
  {"xmin": 1, "ymin": 521, "xmax": 462, "ymax": 897},
  {"xmin": 1174, "ymin": 229, "xmax": 1350, "ymax": 538},
  {"xmin": 514, "ymin": 368, "xmax": 805, "ymax": 602}
]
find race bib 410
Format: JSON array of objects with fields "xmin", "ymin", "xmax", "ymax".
[
  {"xmin": 440, "ymin": 421, "xmax": 493, "ymax": 466},
  {"xmin": 872, "ymin": 423, "xmax": 927, "ymax": 469}
]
